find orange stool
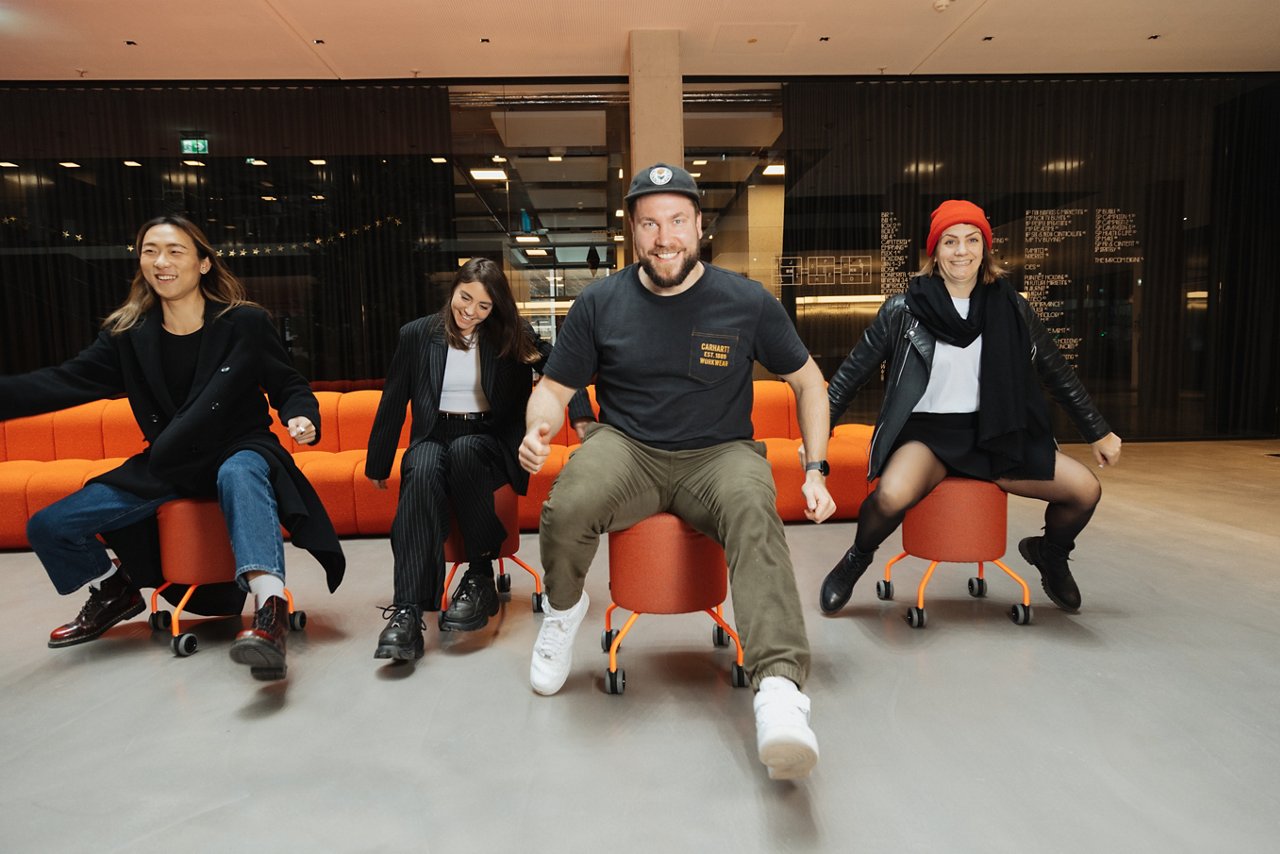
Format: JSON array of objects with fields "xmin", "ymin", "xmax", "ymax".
[
  {"xmin": 879, "ymin": 478, "xmax": 1032, "ymax": 628},
  {"xmin": 602, "ymin": 513, "xmax": 748, "ymax": 694},
  {"xmin": 440, "ymin": 484, "xmax": 543, "ymax": 613},
  {"xmin": 150, "ymin": 498, "xmax": 304, "ymax": 656}
]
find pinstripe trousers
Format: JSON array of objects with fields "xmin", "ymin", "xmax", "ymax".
[{"xmin": 390, "ymin": 419, "xmax": 508, "ymax": 611}]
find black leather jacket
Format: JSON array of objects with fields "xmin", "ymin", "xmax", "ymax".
[{"xmin": 828, "ymin": 283, "xmax": 1112, "ymax": 479}]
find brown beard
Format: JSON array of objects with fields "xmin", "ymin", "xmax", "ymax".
[{"xmin": 640, "ymin": 253, "xmax": 699, "ymax": 290}]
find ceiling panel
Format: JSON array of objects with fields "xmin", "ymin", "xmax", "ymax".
[{"xmin": 0, "ymin": 1, "xmax": 1274, "ymax": 82}]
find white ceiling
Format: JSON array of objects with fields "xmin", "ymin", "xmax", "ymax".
[{"xmin": 0, "ymin": 0, "xmax": 1276, "ymax": 82}]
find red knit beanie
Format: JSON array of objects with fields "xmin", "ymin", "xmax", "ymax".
[{"xmin": 926, "ymin": 200, "xmax": 992, "ymax": 256}]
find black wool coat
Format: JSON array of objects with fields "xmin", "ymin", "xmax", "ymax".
[{"xmin": 0, "ymin": 302, "xmax": 345, "ymax": 593}]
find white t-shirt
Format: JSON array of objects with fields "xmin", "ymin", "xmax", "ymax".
[
  {"xmin": 439, "ymin": 335, "xmax": 490, "ymax": 413},
  {"xmin": 912, "ymin": 296, "xmax": 981, "ymax": 413}
]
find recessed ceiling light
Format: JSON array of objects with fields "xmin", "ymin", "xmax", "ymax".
[
  {"xmin": 309, "ymin": 159, "xmax": 327, "ymax": 165},
  {"xmin": 470, "ymin": 169, "xmax": 507, "ymax": 181},
  {"xmin": 261, "ymin": 195, "xmax": 277, "ymax": 201},
  {"xmin": 59, "ymin": 162, "xmax": 81, "ymax": 168},
  {"xmin": 762, "ymin": 164, "xmax": 785, "ymax": 176},
  {"xmin": 525, "ymin": 248, "xmax": 548, "ymax": 256},
  {"xmin": 0, "ymin": 162, "xmax": 18, "ymax": 168},
  {"xmin": 689, "ymin": 172, "xmax": 702, "ymax": 178},
  {"xmin": 123, "ymin": 160, "xmax": 142, "ymax": 167},
  {"xmin": 903, "ymin": 161, "xmax": 943, "ymax": 175},
  {"xmin": 515, "ymin": 235, "xmax": 540, "ymax": 244},
  {"xmin": 491, "ymin": 155, "xmax": 507, "ymax": 163},
  {"xmin": 547, "ymin": 155, "xmax": 562, "ymax": 162},
  {"xmin": 249, "ymin": 159, "xmax": 268, "ymax": 166},
  {"xmin": 431, "ymin": 157, "xmax": 448, "ymax": 164},
  {"xmin": 183, "ymin": 160, "xmax": 205, "ymax": 167},
  {"xmin": 692, "ymin": 159, "xmax": 708, "ymax": 166},
  {"xmin": 311, "ymin": 194, "xmax": 325, "ymax": 200}
]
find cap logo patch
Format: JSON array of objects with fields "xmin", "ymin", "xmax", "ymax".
[{"xmin": 649, "ymin": 166, "xmax": 673, "ymax": 185}]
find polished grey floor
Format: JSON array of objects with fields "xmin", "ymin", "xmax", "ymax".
[{"xmin": 1, "ymin": 440, "xmax": 1278, "ymax": 853}]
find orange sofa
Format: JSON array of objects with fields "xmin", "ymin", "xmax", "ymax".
[{"xmin": 0, "ymin": 382, "xmax": 872, "ymax": 549}]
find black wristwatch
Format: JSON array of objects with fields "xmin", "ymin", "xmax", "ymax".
[{"xmin": 804, "ymin": 460, "xmax": 830, "ymax": 477}]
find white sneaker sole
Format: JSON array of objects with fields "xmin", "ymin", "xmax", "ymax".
[{"xmin": 758, "ymin": 729, "xmax": 819, "ymax": 780}]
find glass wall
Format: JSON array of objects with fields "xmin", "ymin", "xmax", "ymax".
[
  {"xmin": 771, "ymin": 75, "xmax": 1279, "ymax": 439},
  {"xmin": 1, "ymin": 75, "xmax": 1276, "ymax": 438}
]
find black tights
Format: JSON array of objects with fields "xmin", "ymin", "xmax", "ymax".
[{"xmin": 852, "ymin": 442, "xmax": 1101, "ymax": 554}]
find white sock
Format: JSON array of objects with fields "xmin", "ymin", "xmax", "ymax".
[
  {"xmin": 88, "ymin": 564, "xmax": 119, "ymax": 591},
  {"xmin": 247, "ymin": 574, "xmax": 286, "ymax": 608}
]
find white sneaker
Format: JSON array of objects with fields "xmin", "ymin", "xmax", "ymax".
[
  {"xmin": 530, "ymin": 592, "xmax": 589, "ymax": 695},
  {"xmin": 753, "ymin": 676, "xmax": 819, "ymax": 780}
]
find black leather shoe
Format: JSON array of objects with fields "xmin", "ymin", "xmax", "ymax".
[
  {"xmin": 375, "ymin": 605, "xmax": 424, "ymax": 660},
  {"xmin": 439, "ymin": 574, "xmax": 499, "ymax": 632},
  {"xmin": 820, "ymin": 547, "xmax": 875, "ymax": 614},
  {"xmin": 48, "ymin": 571, "xmax": 144, "ymax": 648},
  {"xmin": 1019, "ymin": 536, "xmax": 1082, "ymax": 612},
  {"xmin": 230, "ymin": 596, "xmax": 289, "ymax": 680}
]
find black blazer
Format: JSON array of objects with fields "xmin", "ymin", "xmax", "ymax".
[
  {"xmin": 365, "ymin": 314, "xmax": 555, "ymax": 494},
  {"xmin": 0, "ymin": 302, "xmax": 344, "ymax": 591}
]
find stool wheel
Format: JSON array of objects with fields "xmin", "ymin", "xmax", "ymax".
[
  {"xmin": 906, "ymin": 606, "xmax": 927, "ymax": 629},
  {"xmin": 731, "ymin": 664, "xmax": 749, "ymax": 688},
  {"xmin": 1010, "ymin": 603, "xmax": 1033, "ymax": 625},
  {"xmin": 531, "ymin": 592, "xmax": 545, "ymax": 613},
  {"xmin": 605, "ymin": 668, "xmax": 626, "ymax": 695},
  {"xmin": 876, "ymin": 579, "xmax": 894, "ymax": 601},
  {"xmin": 601, "ymin": 629, "xmax": 619, "ymax": 653},
  {"xmin": 496, "ymin": 574, "xmax": 512, "ymax": 594},
  {"xmin": 172, "ymin": 633, "xmax": 198, "ymax": 656},
  {"xmin": 289, "ymin": 610, "xmax": 308, "ymax": 631},
  {"xmin": 149, "ymin": 611, "xmax": 172, "ymax": 631},
  {"xmin": 968, "ymin": 577, "xmax": 988, "ymax": 598},
  {"xmin": 712, "ymin": 625, "xmax": 730, "ymax": 648}
]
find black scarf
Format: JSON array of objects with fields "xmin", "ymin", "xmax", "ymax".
[{"xmin": 905, "ymin": 275, "xmax": 1053, "ymax": 478}]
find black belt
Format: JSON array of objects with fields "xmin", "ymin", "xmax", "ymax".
[{"xmin": 439, "ymin": 411, "xmax": 490, "ymax": 421}]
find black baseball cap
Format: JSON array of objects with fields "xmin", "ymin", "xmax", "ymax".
[{"xmin": 624, "ymin": 163, "xmax": 701, "ymax": 208}]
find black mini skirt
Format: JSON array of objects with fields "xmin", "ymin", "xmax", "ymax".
[
  {"xmin": 893, "ymin": 411, "xmax": 1056, "ymax": 481},
  {"xmin": 893, "ymin": 412, "xmax": 994, "ymax": 480}
]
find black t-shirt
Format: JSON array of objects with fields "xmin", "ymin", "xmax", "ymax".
[
  {"xmin": 159, "ymin": 326, "xmax": 203, "ymax": 407},
  {"xmin": 543, "ymin": 263, "xmax": 809, "ymax": 450}
]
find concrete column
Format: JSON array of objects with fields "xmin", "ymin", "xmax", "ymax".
[{"xmin": 628, "ymin": 30, "xmax": 683, "ymax": 175}]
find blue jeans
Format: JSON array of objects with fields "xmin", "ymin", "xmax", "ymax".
[{"xmin": 28, "ymin": 450, "xmax": 285, "ymax": 595}]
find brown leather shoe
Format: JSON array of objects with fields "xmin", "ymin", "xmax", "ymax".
[
  {"xmin": 229, "ymin": 596, "xmax": 288, "ymax": 680},
  {"xmin": 48, "ymin": 572, "xmax": 144, "ymax": 648}
]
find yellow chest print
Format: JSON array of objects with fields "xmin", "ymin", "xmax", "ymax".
[{"xmin": 699, "ymin": 341, "xmax": 731, "ymax": 368}]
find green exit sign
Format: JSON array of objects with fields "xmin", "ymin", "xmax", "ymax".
[{"xmin": 180, "ymin": 138, "xmax": 209, "ymax": 155}]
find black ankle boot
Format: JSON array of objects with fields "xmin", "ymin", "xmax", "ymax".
[
  {"xmin": 375, "ymin": 604, "xmax": 425, "ymax": 660},
  {"xmin": 1018, "ymin": 536, "xmax": 1082, "ymax": 612},
  {"xmin": 439, "ymin": 574, "xmax": 499, "ymax": 632},
  {"xmin": 820, "ymin": 546, "xmax": 875, "ymax": 614}
]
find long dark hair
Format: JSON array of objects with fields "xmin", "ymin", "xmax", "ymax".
[
  {"xmin": 441, "ymin": 258, "xmax": 538, "ymax": 362},
  {"xmin": 103, "ymin": 215, "xmax": 259, "ymax": 334}
]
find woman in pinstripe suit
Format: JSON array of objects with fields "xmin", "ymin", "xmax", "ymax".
[{"xmin": 365, "ymin": 258, "xmax": 558, "ymax": 660}]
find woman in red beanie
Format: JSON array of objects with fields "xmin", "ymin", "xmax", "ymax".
[{"xmin": 820, "ymin": 200, "xmax": 1122, "ymax": 615}]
